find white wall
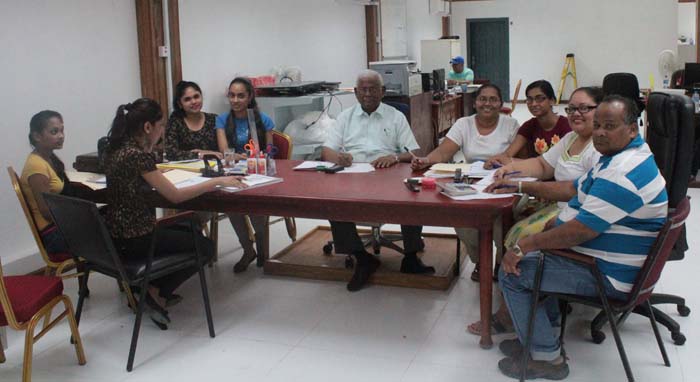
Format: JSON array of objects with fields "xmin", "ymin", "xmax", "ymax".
[
  {"xmin": 678, "ymin": 2, "xmax": 696, "ymax": 42},
  {"xmin": 405, "ymin": 0, "xmax": 443, "ymax": 69},
  {"xmin": 450, "ymin": 0, "xmax": 678, "ymax": 99},
  {"xmin": 178, "ymin": 0, "xmax": 368, "ymax": 116},
  {"xmin": 0, "ymin": 0, "xmax": 141, "ymax": 270}
]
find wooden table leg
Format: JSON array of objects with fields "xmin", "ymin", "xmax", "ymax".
[
  {"xmin": 257, "ymin": 216, "xmax": 271, "ymax": 267},
  {"xmin": 479, "ymin": 226, "xmax": 494, "ymax": 349}
]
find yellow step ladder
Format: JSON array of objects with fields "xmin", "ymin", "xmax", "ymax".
[{"xmin": 556, "ymin": 53, "xmax": 578, "ymax": 104}]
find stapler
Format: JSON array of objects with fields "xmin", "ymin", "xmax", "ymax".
[
  {"xmin": 201, "ymin": 154, "xmax": 225, "ymax": 177},
  {"xmin": 404, "ymin": 178, "xmax": 420, "ymax": 192}
]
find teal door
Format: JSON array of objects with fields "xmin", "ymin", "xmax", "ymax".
[{"xmin": 467, "ymin": 18, "xmax": 510, "ymax": 101}]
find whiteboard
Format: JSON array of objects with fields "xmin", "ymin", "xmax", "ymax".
[{"xmin": 380, "ymin": 0, "xmax": 408, "ymax": 58}]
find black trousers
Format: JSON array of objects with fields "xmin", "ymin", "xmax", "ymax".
[
  {"xmin": 114, "ymin": 224, "xmax": 213, "ymax": 297},
  {"xmin": 329, "ymin": 221, "xmax": 423, "ymax": 256}
]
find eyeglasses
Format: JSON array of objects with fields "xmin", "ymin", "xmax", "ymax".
[
  {"xmin": 526, "ymin": 95, "xmax": 548, "ymax": 104},
  {"xmin": 476, "ymin": 96, "xmax": 501, "ymax": 104},
  {"xmin": 564, "ymin": 105, "xmax": 598, "ymax": 115}
]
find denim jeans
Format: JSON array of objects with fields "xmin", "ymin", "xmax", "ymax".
[{"xmin": 499, "ymin": 251, "xmax": 629, "ymax": 361}]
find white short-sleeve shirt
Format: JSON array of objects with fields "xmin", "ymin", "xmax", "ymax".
[
  {"xmin": 323, "ymin": 103, "xmax": 419, "ymax": 163},
  {"xmin": 445, "ymin": 114, "xmax": 520, "ymax": 163},
  {"xmin": 541, "ymin": 132, "xmax": 601, "ymax": 208}
]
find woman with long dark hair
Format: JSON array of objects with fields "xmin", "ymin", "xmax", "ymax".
[
  {"xmin": 215, "ymin": 77, "xmax": 275, "ymax": 273},
  {"xmin": 103, "ymin": 98, "xmax": 244, "ymax": 329},
  {"xmin": 165, "ymin": 81, "xmax": 221, "ymax": 161},
  {"xmin": 21, "ymin": 110, "xmax": 71, "ymax": 253},
  {"xmin": 485, "ymin": 80, "xmax": 571, "ymax": 168}
]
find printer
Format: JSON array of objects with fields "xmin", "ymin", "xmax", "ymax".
[{"xmin": 369, "ymin": 60, "xmax": 423, "ymax": 97}]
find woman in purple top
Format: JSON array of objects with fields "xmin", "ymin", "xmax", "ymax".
[{"xmin": 485, "ymin": 80, "xmax": 571, "ymax": 169}]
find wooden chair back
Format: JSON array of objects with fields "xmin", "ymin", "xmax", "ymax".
[
  {"xmin": 7, "ymin": 167, "xmax": 67, "ymax": 270},
  {"xmin": 271, "ymin": 130, "xmax": 293, "ymax": 160}
]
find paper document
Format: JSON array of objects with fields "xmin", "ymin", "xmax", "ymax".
[
  {"xmin": 293, "ymin": 161, "xmax": 335, "ymax": 170},
  {"xmin": 468, "ymin": 161, "xmax": 496, "ymax": 178},
  {"xmin": 66, "ymin": 171, "xmax": 106, "ymax": 190},
  {"xmin": 157, "ymin": 160, "xmax": 217, "ymax": 173},
  {"xmin": 163, "ymin": 169, "xmax": 201, "ymax": 184},
  {"xmin": 222, "ymin": 174, "xmax": 283, "ymax": 192},
  {"xmin": 429, "ymin": 163, "xmax": 470, "ymax": 174},
  {"xmin": 428, "ymin": 161, "xmax": 496, "ymax": 178},
  {"xmin": 338, "ymin": 163, "xmax": 375, "ymax": 173},
  {"xmin": 422, "ymin": 170, "xmax": 454, "ymax": 179}
]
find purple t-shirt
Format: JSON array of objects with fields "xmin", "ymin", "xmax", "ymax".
[{"xmin": 517, "ymin": 115, "xmax": 571, "ymax": 157}]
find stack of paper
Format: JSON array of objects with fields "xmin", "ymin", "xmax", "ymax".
[
  {"xmin": 157, "ymin": 159, "xmax": 218, "ymax": 173},
  {"xmin": 427, "ymin": 161, "xmax": 496, "ymax": 178},
  {"xmin": 292, "ymin": 161, "xmax": 375, "ymax": 174},
  {"xmin": 66, "ymin": 171, "xmax": 105, "ymax": 190}
]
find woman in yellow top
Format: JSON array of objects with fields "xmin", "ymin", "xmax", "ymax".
[{"xmin": 21, "ymin": 110, "xmax": 71, "ymax": 253}]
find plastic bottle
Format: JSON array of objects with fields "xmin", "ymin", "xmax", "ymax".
[
  {"xmin": 246, "ymin": 152, "xmax": 257, "ymax": 174},
  {"xmin": 663, "ymin": 75, "xmax": 670, "ymax": 89},
  {"xmin": 257, "ymin": 152, "xmax": 267, "ymax": 175},
  {"xmin": 693, "ymin": 90, "xmax": 700, "ymax": 114}
]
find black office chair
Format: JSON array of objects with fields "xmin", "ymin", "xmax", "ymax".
[
  {"xmin": 603, "ymin": 73, "xmax": 645, "ymax": 122},
  {"xmin": 43, "ymin": 193, "xmax": 216, "ymax": 371}
]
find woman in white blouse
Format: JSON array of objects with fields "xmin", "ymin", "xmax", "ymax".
[{"xmin": 411, "ymin": 84, "xmax": 520, "ymax": 278}]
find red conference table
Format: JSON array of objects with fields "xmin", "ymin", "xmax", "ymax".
[{"xmin": 77, "ymin": 159, "xmax": 514, "ymax": 349}]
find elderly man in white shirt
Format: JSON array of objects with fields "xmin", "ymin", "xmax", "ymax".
[{"xmin": 321, "ymin": 70, "xmax": 433, "ymax": 292}]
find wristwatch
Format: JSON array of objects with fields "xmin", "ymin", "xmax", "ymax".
[{"xmin": 512, "ymin": 241, "xmax": 525, "ymax": 258}]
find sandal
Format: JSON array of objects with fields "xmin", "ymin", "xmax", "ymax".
[{"xmin": 466, "ymin": 314, "xmax": 515, "ymax": 336}]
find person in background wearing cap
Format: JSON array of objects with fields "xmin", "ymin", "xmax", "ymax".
[{"xmin": 447, "ymin": 56, "xmax": 474, "ymax": 86}]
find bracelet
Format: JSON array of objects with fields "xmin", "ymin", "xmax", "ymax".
[
  {"xmin": 518, "ymin": 181, "xmax": 522, "ymax": 194},
  {"xmin": 394, "ymin": 154, "xmax": 400, "ymax": 163}
]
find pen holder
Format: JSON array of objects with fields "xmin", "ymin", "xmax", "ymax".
[{"xmin": 267, "ymin": 157, "xmax": 277, "ymax": 176}]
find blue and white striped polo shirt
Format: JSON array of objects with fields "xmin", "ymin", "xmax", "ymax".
[{"xmin": 556, "ymin": 134, "xmax": 668, "ymax": 292}]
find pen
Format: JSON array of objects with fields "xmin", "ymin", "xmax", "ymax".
[
  {"xmin": 403, "ymin": 146, "xmax": 417, "ymax": 159},
  {"xmin": 494, "ymin": 184, "xmax": 518, "ymax": 190},
  {"xmin": 504, "ymin": 171, "xmax": 521, "ymax": 177},
  {"xmin": 491, "ymin": 162, "xmax": 502, "ymax": 169}
]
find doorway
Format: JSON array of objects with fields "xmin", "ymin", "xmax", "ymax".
[{"xmin": 466, "ymin": 18, "xmax": 510, "ymax": 100}]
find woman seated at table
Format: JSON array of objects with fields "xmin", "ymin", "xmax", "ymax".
[
  {"xmin": 485, "ymin": 80, "xmax": 571, "ymax": 168},
  {"xmin": 215, "ymin": 77, "xmax": 274, "ymax": 273},
  {"xmin": 21, "ymin": 110, "xmax": 72, "ymax": 254},
  {"xmin": 103, "ymin": 98, "xmax": 244, "ymax": 329},
  {"xmin": 466, "ymin": 86, "xmax": 604, "ymax": 335},
  {"xmin": 411, "ymin": 84, "xmax": 520, "ymax": 280},
  {"xmin": 165, "ymin": 81, "xmax": 221, "ymax": 161}
]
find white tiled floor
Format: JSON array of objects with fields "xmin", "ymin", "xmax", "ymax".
[
  {"xmin": 1, "ymin": 107, "xmax": 696, "ymax": 381},
  {"xmin": 1, "ymin": 187, "xmax": 699, "ymax": 382}
]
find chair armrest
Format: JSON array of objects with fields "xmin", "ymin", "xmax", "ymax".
[
  {"xmin": 543, "ymin": 249, "xmax": 596, "ymax": 265},
  {"xmin": 156, "ymin": 211, "xmax": 197, "ymax": 228}
]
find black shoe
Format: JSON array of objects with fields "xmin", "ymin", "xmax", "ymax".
[
  {"xmin": 498, "ymin": 356, "xmax": 569, "ymax": 380},
  {"xmin": 163, "ymin": 294, "xmax": 184, "ymax": 308},
  {"xmin": 471, "ymin": 263, "xmax": 480, "ymax": 282},
  {"xmin": 499, "ymin": 339, "xmax": 524, "ymax": 358},
  {"xmin": 400, "ymin": 254, "xmax": 435, "ymax": 274},
  {"xmin": 347, "ymin": 254, "xmax": 380, "ymax": 292},
  {"xmin": 233, "ymin": 251, "xmax": 257, "ymax": 273},
  {"xmin": 145, "ymin": 294, "xmax": 171, "ymax": 324},
  {"xmin": 150, "ymin": 316, "xmax": 169, "ymax": 331}
]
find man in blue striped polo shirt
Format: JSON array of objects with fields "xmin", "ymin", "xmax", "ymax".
[{"xmin": 496, "ymin": 95, "xmax": 668, "ymax": 380}]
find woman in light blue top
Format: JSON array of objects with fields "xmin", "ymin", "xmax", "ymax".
[
  {"xmin": 215, "ymin": 77, "xmax": 275, "ymax": 158},
  {"xmin": 215, "ymin": 77, "xmax": 274, "ymax": 273}
]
